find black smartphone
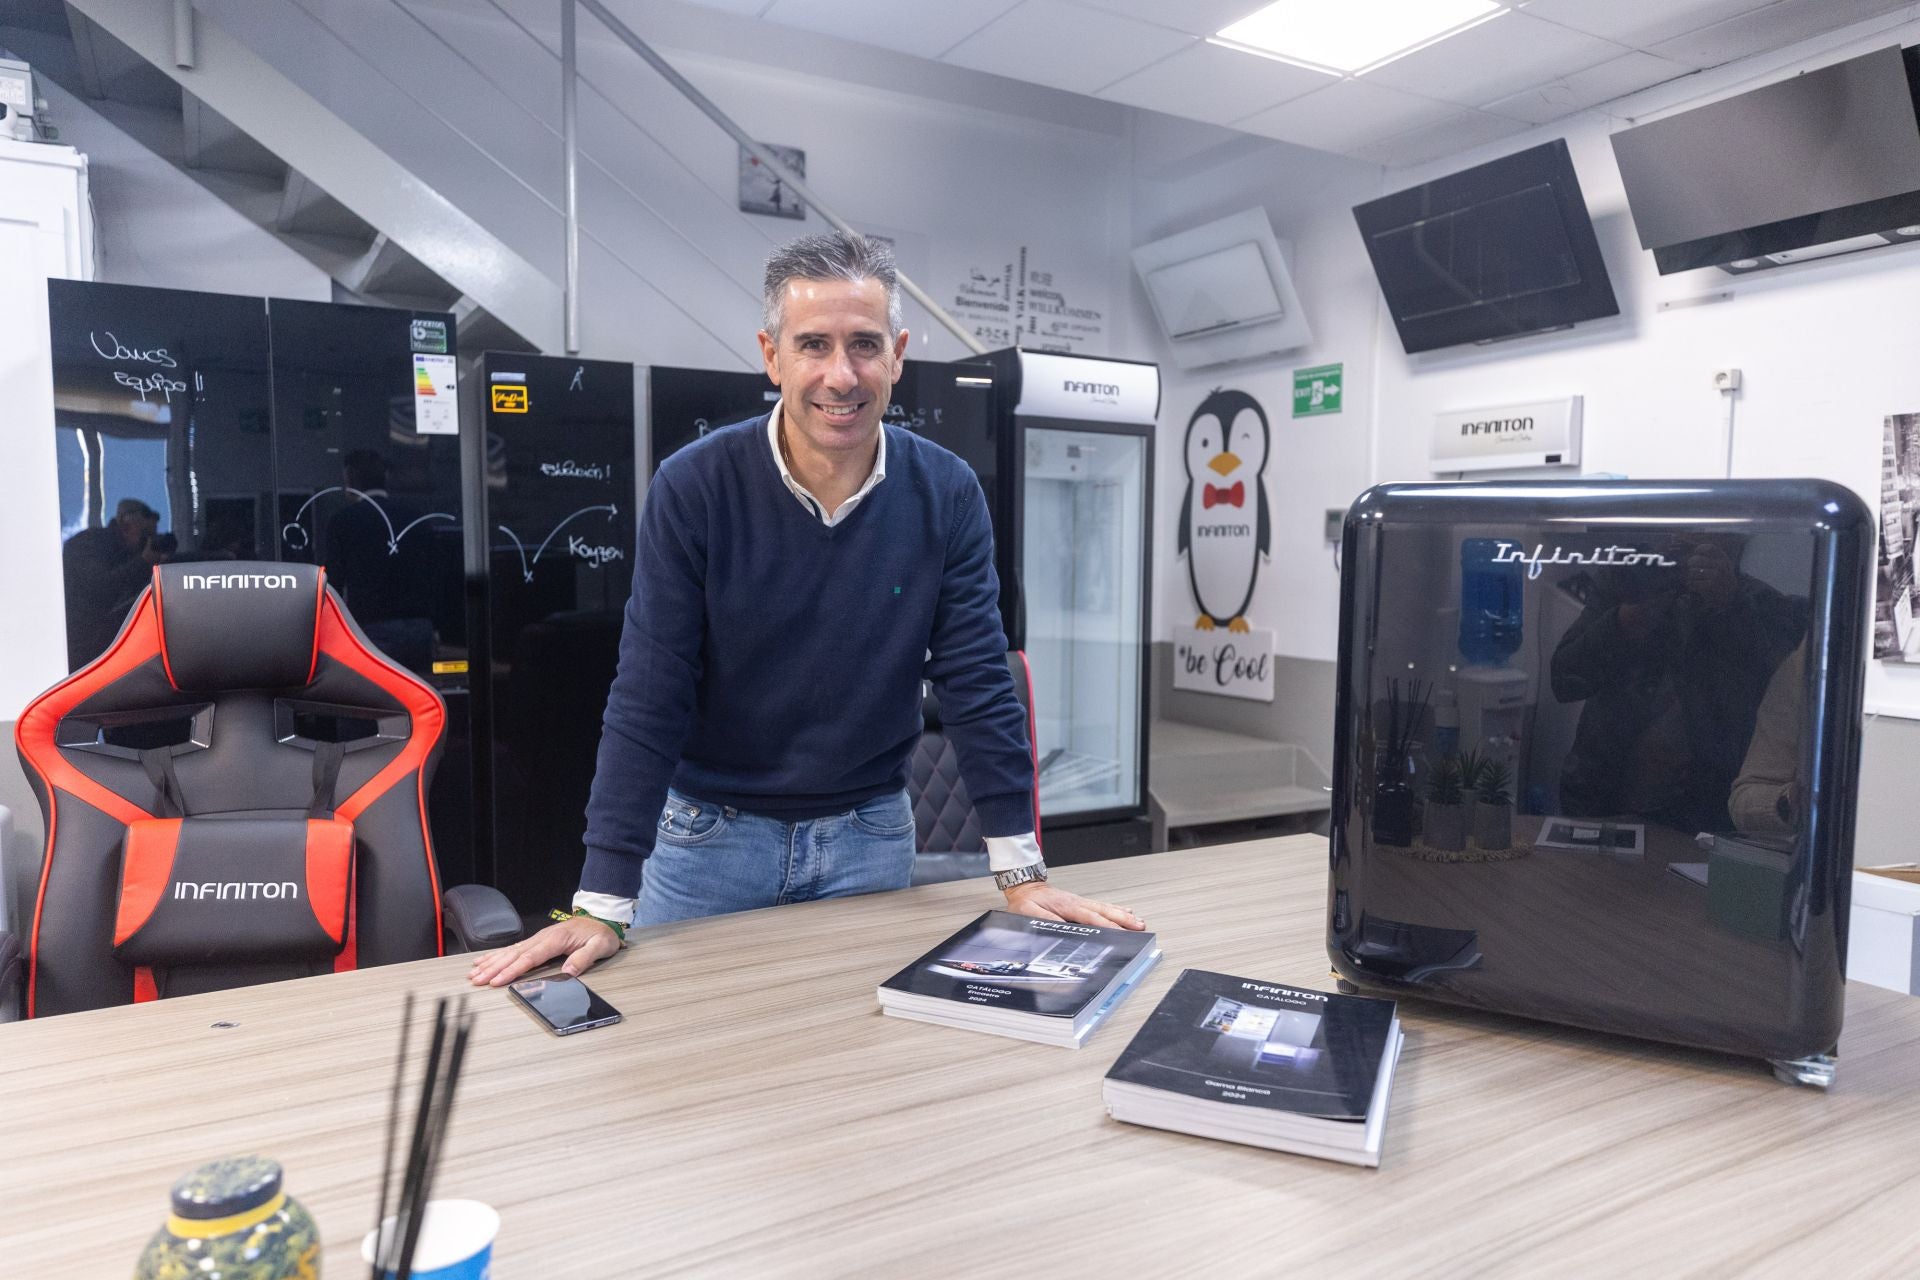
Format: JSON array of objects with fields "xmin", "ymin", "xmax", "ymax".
[{"xmin": 506, "ymin": 973, "xmax": 623, "ymax": 1035}]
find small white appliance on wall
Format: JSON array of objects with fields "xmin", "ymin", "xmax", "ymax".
[
  {"xmin": 1132, "ymin": 208, "xmax": 1312, "ymax": 370},
  {"xmin": 1431, "ymin": 396, "xmax": 1583, "ymax": 474}
]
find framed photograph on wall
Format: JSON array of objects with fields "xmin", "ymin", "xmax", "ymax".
[
  {"xmin": 1875, "ymin": 412, "xmax": 1920, "ymax": 661},
  {"xmin": 738, "ymin": 143, "xmax": 806, "ymax": 220}
]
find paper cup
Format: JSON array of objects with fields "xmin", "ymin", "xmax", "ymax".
[{"xmin": 361, "ymin": 1198, "xmax": 499, "ymax": 1280}]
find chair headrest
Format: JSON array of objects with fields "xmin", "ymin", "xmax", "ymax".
[{"xmin": 155, "ymin": 563, "xmax": 322, "ymax": 692}]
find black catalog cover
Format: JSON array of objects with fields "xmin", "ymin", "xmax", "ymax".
[
  {"xmin": 1106, "ymin": 969, "xmax": 1395, "ymax": 1119},
  {"xmin": 880, "ymin": 911, "xmax": 1157, "ymax": 1019}
]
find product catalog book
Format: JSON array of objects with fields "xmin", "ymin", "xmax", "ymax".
[
  {"xmin": 878, "ymin": 910, "xmax": 1160, "ymax": 1047},
  {"xmin": 1103, "ymin": 969, "xmax": 1403, "ymax": 1165}
]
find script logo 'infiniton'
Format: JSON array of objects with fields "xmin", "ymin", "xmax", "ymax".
[
  {"xmin": 180, "ymin": 573, "xmax": 300, "ymax": 590},
  {"xmin": 1492, "ymin": 542, "xmax": 1679, "ymax": 581}
]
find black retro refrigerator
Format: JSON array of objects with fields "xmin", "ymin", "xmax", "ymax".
[
  {"xmin": 646, "ymin": 350, "xmax": 1158, "ymax": 860},
  {"xmin": 473, "ymin": 352, "xmax": 638, "ymax": 912},
  {"xmin": 1329, "ymin": 480, "xmax": 1872, "ymax": 1084},
  {"xmin": 45, "ymin": 279, "xmax": 480, "ymax": 884}
]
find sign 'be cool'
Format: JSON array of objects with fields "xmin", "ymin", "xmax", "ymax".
[{"xmin": 1172, "ymin": 626, "xmax": 1275, "ymax": 702}]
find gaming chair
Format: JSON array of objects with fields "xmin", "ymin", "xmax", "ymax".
[
  {"xmin": 909, "ymin": 652, "xmax": 1041, "ymax": 885},
  {"xmin": 4, "ymin": 562, "xmax": 519, "ymax": 1019}
]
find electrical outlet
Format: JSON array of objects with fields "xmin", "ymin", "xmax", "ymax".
[
  {"xmin": 1324, "ymin": 508, "xmax": 1345, "ymax": 543},
  {"xmin": 1713, "ymin": 368, "xmax": 1742, "ymax": 392}
]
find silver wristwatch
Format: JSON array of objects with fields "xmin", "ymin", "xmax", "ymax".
[{"xmin": 993, "ymin": 859, "xmax": 1049, "ymax": 892}]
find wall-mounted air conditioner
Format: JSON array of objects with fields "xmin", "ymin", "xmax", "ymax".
[
  {"xmin": 1612, "ymin": 45, "xmax": 1920, "ymax": 275},
  {"xmin": 1131, "ymin": 208, "xmax": 1312, "ymax": 370}
]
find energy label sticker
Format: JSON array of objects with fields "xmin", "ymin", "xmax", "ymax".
[{"xmin": 413, "ymin": 354, "xmax": 458, "ymax": 435}]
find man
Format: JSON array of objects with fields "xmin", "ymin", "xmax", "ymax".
[
  {"xmin": 473, "ymin": 232, "xmax": 1141, "ymax": 988},
  {"xmin": 62, "ymin": 497, "xmax": 166, "ymax": 669}
]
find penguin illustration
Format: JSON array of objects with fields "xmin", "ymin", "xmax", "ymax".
[{"xmin": 1177, "ymin": 388, "xmax": 1270, "ymax": 632}]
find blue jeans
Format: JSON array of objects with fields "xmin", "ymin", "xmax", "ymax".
[{"xmin": 635, "ymin": 787, "xmax": 918, "ymax": 927}]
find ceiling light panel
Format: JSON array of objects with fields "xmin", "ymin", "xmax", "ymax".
[{"xmin": 1214, "ymin": 0, "xmax": 1504, "ymax": 75}]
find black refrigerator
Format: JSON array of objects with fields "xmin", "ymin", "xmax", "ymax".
[
  {"xmin": 1330, "ymin": 480, "xmax": 1871, "ymax": 1081},
  {"xmin": 472, "ymin": 352, "xmax": 638, "ymax": 912},
  {"xmin": 45, "ymin": 279, "xmax": 479, "ymax": 885},
  {"xmin": 646, "ymin": 349, "xmax": 1158, "ymax": 859}
]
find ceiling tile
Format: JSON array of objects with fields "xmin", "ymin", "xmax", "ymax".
[
  {"xmin": 1648, "ymin": 0, "xmax": 1915, "ymax": 69},
  {"xmin": 1364, "ymin": 12, "xmax": 1630, "ymax": 107},
  {"xmin": 1097, "ymin": 40, "xmax": 1334, "ymax": 123},
  {"xmin": 1070, "ymin": 0, "xmax": 1273, "ymax": 38},
  {"xmin": 1481, "ymin": 49, "xmax": 1696, "ymax": 122},
  {"xmin": 757, "ymin": 0, "xmax": 1024, "ymax": 60},
  {"xmin": 1516, "ymin": 0, "xmax": 1776, "ymax": 50},
  {"xmin": 1353, "ymin": 108, "xmax": 1535, "ymax": 168},
  {"xmin": 1235, "ymin": 79, "xmax": 1464, "ymax": 154},
  {"xmin": 941, "ymin": 0, "xmax": 1195, "ymax": 94}
]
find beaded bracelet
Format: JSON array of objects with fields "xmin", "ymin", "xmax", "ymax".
[{"xmin": 549, "ymin": 906, "xmax": 627, "ymax": 942}]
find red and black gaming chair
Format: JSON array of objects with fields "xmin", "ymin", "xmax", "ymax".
[
  {"xmin": 909, "ymin": 652, "xmax": 1042, "ymax": 885},
  {"xmin": 4, "ymin": 562, "xmax": 519, "ymax": 1019}
]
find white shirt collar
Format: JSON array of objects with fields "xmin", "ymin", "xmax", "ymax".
[{"xmin": 766, "ymin": 399, "xmax": 887, "ymax": 527}]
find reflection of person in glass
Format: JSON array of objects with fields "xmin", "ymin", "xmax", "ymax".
[
  {"xmin": 323, "ymin": 449, "xmax": 432, "ymax": 674},
  {"xmin": 1729, "ymin": 639, "xmax": 1807, "ymax": 835},
  {"xmin": 1551, "ymin": 534, "xmax": 1805, "ymax": 833},
  {"xmin": 62, "ymin": 497, "xmax": 170, "ymax": 669}
]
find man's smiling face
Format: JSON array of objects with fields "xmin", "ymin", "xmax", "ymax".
[{"xmin": 758, "ymin": 276, "xmax": 909, "ymax": 461}]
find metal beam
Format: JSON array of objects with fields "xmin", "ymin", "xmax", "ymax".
[
  {"xmin": 170, "ymin": 0, "xmax": 192, "ymax": 69},
  {"xmin": 577, "ymin": 0, "xmax": 987, "ymax": 355}
]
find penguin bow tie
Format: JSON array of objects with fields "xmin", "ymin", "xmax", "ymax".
[{"xmin": 1203, "ymin": 481, "xmax": 1245, "ymax": 509}]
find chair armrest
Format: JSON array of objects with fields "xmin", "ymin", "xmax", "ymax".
[
  {"xmin": 440, "ymin": 885, "xmax": 524, "ymax": 953},
  {"xmin": 0, "ymin": 929, "xmax": 23, "ymax": 1023}
]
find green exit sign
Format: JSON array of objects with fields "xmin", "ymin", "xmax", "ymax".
[{"xmin": 1293, "ymin": 363, "xmax": 1343, "ymax": 417}]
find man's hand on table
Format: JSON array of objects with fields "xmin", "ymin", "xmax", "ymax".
[
  {"xmin": 1001, "ymin": 881, "xmax": 1144, "ymax": 930},
  {"xmin": 468, "ymin": 915, "xmax": 621, "ymax": 988}
]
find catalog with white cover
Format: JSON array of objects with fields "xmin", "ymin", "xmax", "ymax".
[
  {"xmin": 1103, "ymin": 969, "xmax": 1402, "ymax": 1166},
  {"xmin": 877, "ymin": 911, "xmax": 1160, "ymax": 1048}
]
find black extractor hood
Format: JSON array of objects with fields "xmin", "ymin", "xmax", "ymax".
[{"xmin": 1612, "ymin": 44, "xmax": 1920, "ymax": 275}]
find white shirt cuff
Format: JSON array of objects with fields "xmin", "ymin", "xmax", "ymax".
[
  {"xmin": 573, "ymin": 890, "xmax": 637, "ymax": 927},
  {"xmin": 985, "ymin": 833, "xmax": 1043, "ymax": 873},
  {"xmin": 576, "ymin": 835, "xmax": 1040, "ymax": 916}
]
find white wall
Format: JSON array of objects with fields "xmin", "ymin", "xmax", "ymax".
[
  {"xmin": 35, "ymin": 76, "xmax": 332, "ymax": 300},
  {"xmin": 1367, "ymin": 12, "xmax": 1920, "ymax": 719},
  {"xmin": 1129, "ymin": 116, "xmax": 1385, "ymax": 657},
  {"xmin": 197, "ymin": 0, "xmax": 1140, "ymax": 371},
  {"xmin": 1125, "ymin": 7, "xmax": 1920, "ymax": 720}
]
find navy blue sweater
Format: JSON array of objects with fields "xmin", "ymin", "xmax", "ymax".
[{"xmin": 578, "ymin": 416, "xmax": 1035, "ymax": 898}]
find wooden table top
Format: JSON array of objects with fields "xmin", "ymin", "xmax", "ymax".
[{"xmin": 4, "ymin": 835, "xmax": 1919, "ymax": 1277}]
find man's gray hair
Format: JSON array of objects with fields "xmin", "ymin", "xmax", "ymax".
[{"xmin": 762, "ymin": 230, "xmax": 902, "ymax": 341}]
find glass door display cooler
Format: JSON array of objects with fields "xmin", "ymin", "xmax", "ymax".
[{"xmin": 974, "ymin": 349, "xmax": 1157, "ymax": 856}]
